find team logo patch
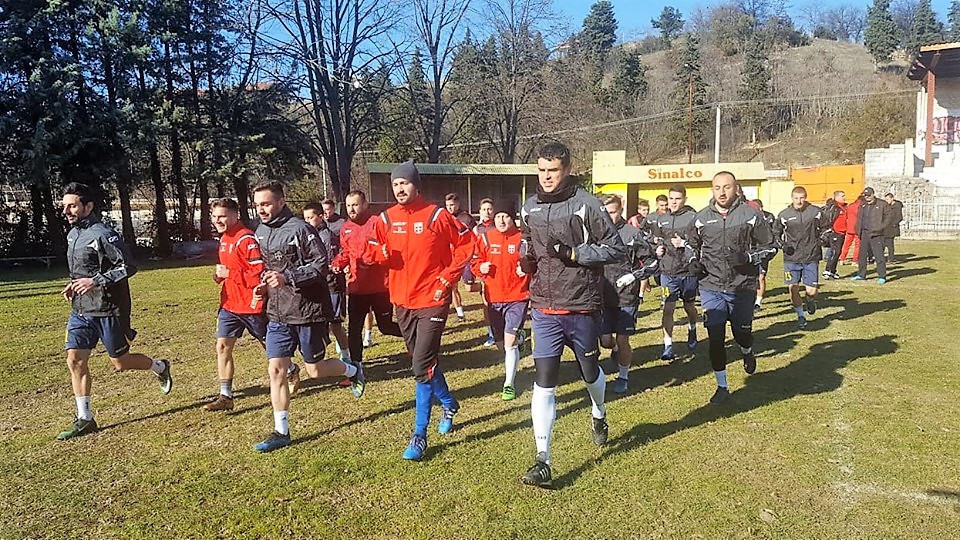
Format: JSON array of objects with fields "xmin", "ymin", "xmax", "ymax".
[
  {"xmin": 414, "ymin": 222, "xmax": 424, "ymax": 234},
  {"xmin": 508, "ymin": 244, "xmax": 516, "ymax": 254}
]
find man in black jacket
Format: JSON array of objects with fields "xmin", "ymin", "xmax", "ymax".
[
  {"xmin": 57, "ymin": 182, "xmax": 172, "ymax": 441},
  {"xmin": 852, "ymin": 187, "xmax": 892, "ymax": 284},
  {"xmin": 688, "ymin": 172, "xmax": 777, "ymax": 405},
  {"xmin": 518, "ymin": 142, "xmax": 625, "ymax": 488},
  {"xmin": 774, "ymin": 186, "xmax": 828, "ymax": 329},
  {"xmin": 251, "ymin": 182, "xmax": 363, "ymax": 452},
  {"xmin": 883, "ymin": 192, "xmax": 904, "ymax": 263},
  {"xmin": 598, "ymin": 194, "xmax": 659, "ymax": 395},
  {"xmin": 650, "ymin": 184, "xmax": 701, "ymax": 361}
]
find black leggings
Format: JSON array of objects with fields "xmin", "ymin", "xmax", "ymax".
[
  {"xmin": 706, "ymin": 324, "xmax": 753, "ymax": 372},
  {"xmin": 347, "ymin": 291, "xmax": 402, "ymax": 364},
  {"xmin": 533, "ymin": 354, "xmax": 601, "ymax": 388}
]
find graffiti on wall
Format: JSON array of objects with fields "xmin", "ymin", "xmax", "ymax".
[{"xmin": 918, "ymin": 116, "xmax": 960, "ymax": 144}]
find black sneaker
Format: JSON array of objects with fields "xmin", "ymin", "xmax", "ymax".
[
  {"xmin": 709, "ymin": 386, "xmax": 730, "ymax": 404},
  {"xmin": 56, "ymin": 417, "xmax": 98, "ymax": 440},
  {"xmin": 591, "ymin": 416, "xmax": 608, "ymax": 446},
  {"xmin": 743, "ymin": 349, "xmax": 757, "ymax": 374},
  {"xmin": 797, "ymin": 317, "xmax": 808, "ymax": 330},
  {"xmin": 520, "ymin": 452, "xmax": 552, "ymax": 488},
  {"xmin": 157, "ymin": 359, "xmax": 173, "ymax": 395},
  {"xmin": 805, "ymin": 297, "xmax": 817, "ymax": 315}
]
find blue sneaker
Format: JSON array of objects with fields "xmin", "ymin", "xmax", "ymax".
[
  {"xmin": 798, "ymin": 316, "xmax": 808, "ymax": 330},
  {"xmin": 686, "ymin": 329, "xmax": 697, "ymax": 351},
  {"xmin": 402, "ymin": 433, "xmax": 427, "ymax": 460},
  {"xmin": 660, "ymin": 344, "xmax": 675, "ymax": 361},
  {"xmin": 851, "ymin": 275, "xmax": 865, "ymax": 281},
  {"xmin": 253, "ymin": 431, "xmax": 291, "ymax": 453},
  {"xmin": 877, "ymin": 278, "xmax": 887, "ymax": 285},
  {"xmin": 483, "ymin": 336, "xmax": 496, "ymax": 347},
  {"xmin": 438, "ymin": 407, "xmax": 457, "ymax": 434},
  {"xmin": 613, "ymin": 377, "xmax": 628, "ymax": 394}
]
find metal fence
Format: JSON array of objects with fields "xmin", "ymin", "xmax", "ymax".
[{"xmin": 902, "ymin": 201, "xmax": 960, "ymax": 237}]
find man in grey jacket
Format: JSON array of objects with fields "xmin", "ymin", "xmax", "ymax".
[
  {"xmin": 518, "ymin": 142, "xmax": 626, "ymax": 488},
  {"xmin": 58, "ymin": 182, "xmax": 172, "ymax": 441},
  {"xmin": 250, "ymin": 182, "xmax": 363, "ymax": 452},
  {"xmin": 773, "ymin": 186, "xmax": 828, "ymax": 329},
  {"xmin": 852, "ymin": 187, "xmax": 892, "ymax": 284}
]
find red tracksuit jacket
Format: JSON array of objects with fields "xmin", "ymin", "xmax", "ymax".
[
  {"xmin": 331, "ymin": 213, "xmax": 389, "ymax": 295},
  {"xmin": 217, "ymin": 223, "xmax": 265, "ymax": 314},
  {"xmin": 470, "ymin": 227, "xmax": 529, "ymax": 304},
  {"xmin": 369, "ymin": 198, "xmax": 475, "ymax": 309}
]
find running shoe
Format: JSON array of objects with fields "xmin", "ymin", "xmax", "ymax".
[
  {"xmin": 805, "ymin": 298, "xmax": 817, "ymax": 315},
  {"xmin": 592, "ymin": 416, "xmax": 608, "ymax": 446},
  {"xmin": 851, "ymin": 275, "xmax": 865, "ymax": 281},
  {"xmin": 202, "ymin": 395, "xmax": 234, "ymax": 411},
  {"xmin": 501, "ymin": 385, "xmax": 516, "ymax": 401},
  {"xmin": 56, "ymin": 417, "xmax": 98, "ymax": 440},
  {"xmin": 710, "ymin": 386, "xmax": 730, "ymax": 404},
  {"xmin": 877, "ymin": 278, "xmax": 887, "ymax": 285},
  {"xmin": 350, "ymin": 361, "xmax": 365, "ymax": 398},
  {"xmin": 253, "ymin": 431, "xmax": 291, "ymax": 453},
  {"xmin": 613, "ymin": 377, "xmax": 628, "ymax": 395},
  {"xmin": 402, "ymin": 433, "xmax": 427, "ymax": 460},
  {"xmin": 687, "ymin": 329, "xmax": 698, "ymax": 351},
  {"xmin": 797, "ymin": 316, "xmax": 808, "ymax": 330},
  {"xmin": 438, "ymin": 407, "xmax": 457, "ymax": 434},
  {"xmin": 520, "ymin": 452, "xmax": 552, "ymax": 488},
  {"xmin": 483, "ymin": 336, "xmax": 496, "ymax": 347},
  {"xmin": 743, "ymin": 349, "xmax": 757, "ymax": 374},
  {"xmin": 660, "ymin": 344, "xmax": 675, "ymax": 361},
  {"xmin": 157, "ymin": 359, "xmax": 173, "ymax": 395}
]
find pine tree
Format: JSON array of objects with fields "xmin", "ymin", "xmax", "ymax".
[
  {"xmin": 949, "ymin": 0, "xmax": 960, "ymax": 41},
  {"xmin": 865, "ymin": 0, "xmax": 899, "ymax": 64},
  {"xmin": 578, "ymin": 1, "xmax": 618, "ymax": 58},
  {"xmin": 738, "ymin": 39, "xmax": 773, "ymax": 140},
  {"xmin": 651, "ymin": 6, "xmax": 684, "ymax": 46},
  {"xmin": 600, "ymin": 50, "xmax": 647, "ymax": 118},
  {"xmin": 671, "ymin": 35, "xmax": 709, "ymax": 159},
  {"xmin": 911, "ymin": 0, "xmax": 945, "ymax": 54}
]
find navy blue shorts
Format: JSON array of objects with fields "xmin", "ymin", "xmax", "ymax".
[
  {"xmin": 600, "ymin": 306, "xmax": 638, "ymax": 335},
  {"xmin": 487, "ymin": 301, "xmax": 528, "ymax": 342},
  {"xmin": 329, "ymin": 291, "xmax": 346, "ymax": 321},
  {"xmin": 217, "ymin": 309, "xmax": 267, "ymax": 341},
  {"xmin": 759, "ymin": 259, "xmax": 770, "ymax": 276},
  {"xmin": 65, "ymin": 312, "xmax": 133, "ymax": 358},
  {"xmin": 784, "ymin": 262, "xmax": 819, "ymax": 288},
  {"xmin": 461, "ymin": 265, "xmax": 475, "ymax": 284},
  {"xmin": 700, "ymin": 289, "xmax": 755, "ymax": 331},
  {"xmin": 530, "ymin": 309, "xmax": 600, "ymax": 361},
  {"xmin": 265, "ymin": 321, "xmax": 330, "ymax": 362},
  {"xmin": 661, "ymin": 274, "xmax": 698, "ymax": 303}
]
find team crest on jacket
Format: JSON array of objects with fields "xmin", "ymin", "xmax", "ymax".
[
  {"xmin": 414, "ymin": 222, "xmax": 424, "ymax": 234},
  {"xmin": 507, "ymin": 244, "xmax": 516, "ymax": 254}
]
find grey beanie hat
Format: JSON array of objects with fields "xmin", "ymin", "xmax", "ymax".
[{"xmin": 391, "ymin": 159, "xmax": 421, "ymax": 189}]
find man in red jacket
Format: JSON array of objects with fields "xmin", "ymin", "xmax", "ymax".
[
  {"xmin": 331, "ymin": 190, "xmax": 402, "ymax": 368},
  {"xmin": 369, "ymin": 160, "xmax": 475, "ymax": 460},
  {"xmin": 840, "ymin": 195, "xmax": 862, "ymax": 265},
  {"xmin": 471, "ymin": 198, "xmax": 529, "ymax": 401},
  {"xmin": 205, "ymin": 198, "xmax": 266, "ymax": 411}
]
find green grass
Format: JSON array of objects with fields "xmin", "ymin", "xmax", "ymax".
[{"xmin": 2, "ymin": 241, "xmax": 959, "ymax": 539}]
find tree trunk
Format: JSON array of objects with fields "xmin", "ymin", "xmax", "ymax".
[
  {"xmin": 150, "ymin": 143, "xmax": 171, "ymax": 255},
  {"xmin": 117, "ymin": 178, "xmax": 135, "ymax": 248},
  {"xmin": 198, "ymin": 178, "xmax": 211, "ymax": 240},
  {"xmin": 40, "ymin": 184, "xmax": 65, "ymax": 257}
]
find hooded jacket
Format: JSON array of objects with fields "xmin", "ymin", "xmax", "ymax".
[
  {"xmin": 600, "ymin": 218, "xmax": 656, "ymax": 307},
  {"xmin": 884, "ymin": 200, "xmax": 904, "ymax": 237},
  {"xmin": 520, "ymin": 177, "xmax": 626, "ymax": 312},
  {"xmin": 66, "ymin": 215, "xmax": 137, "ymax": 317},
  {"xmin": 774, "ymin": 202, "xmax": 827, "ymax": 263},
  {"xmin": 255, "ymin": 206, "xmax": 333, "ymax": 324},
  {"xmin": 688, "ymin": 196, "xmax": 776, "ymax": 293},
  {"xmin": 650, "ymin": 204, "xmax": 698, "ymax": 277}
]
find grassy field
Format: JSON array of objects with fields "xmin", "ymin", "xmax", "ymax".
[{"xmin": 1, "ymin": 240, "xmax": 959, "ymax": 539}]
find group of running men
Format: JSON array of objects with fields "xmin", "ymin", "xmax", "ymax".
[{"xmin": 56, "ymin": 141, "xmax": 899, "ymax": 488}]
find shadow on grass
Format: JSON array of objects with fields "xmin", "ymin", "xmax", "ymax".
[
  {"xmin": 886, "ymin": 267, "xmax": 937, "ymax": 281},
  {"xmin": 551, "ymin": 335, "xmax": 899, "ymax": 489},
  {"xmin": 925, "ymin": 489, "xmax": 960, "ymax": 502}
]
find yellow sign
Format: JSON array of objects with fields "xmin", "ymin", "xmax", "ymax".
[{"xmin": 592, "ymin": 151, "xmax": 767, "ymax": 184}]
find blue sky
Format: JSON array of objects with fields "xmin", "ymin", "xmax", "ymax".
[{"xmin": 553, "ymin": 0, "xmax": 955, "ymax": 40}]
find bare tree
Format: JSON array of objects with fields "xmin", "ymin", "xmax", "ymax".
[
  {"xmin": 267, "ymin": 0, "xmax": 401, "ymax": 200},
  {"xmin": 408, "ymin": 0, "xmax": 472, "ymax": 163}
]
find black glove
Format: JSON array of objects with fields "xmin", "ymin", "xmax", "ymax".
[
  {"xmin": 687, "ymin": 259, "xmax": 707, "ymax": 279},
  {"xmin": 783, "ymin": 245, "xmax": 796, "ymax": 256},
  {"xmin": 725, "ymin": 249, "xmax": 749, "ymax": 267},
  {"xmin": 519, "ymin": 256, "xmax": 537, "ymax": 275},
  {"xmin": 546, "ymin": 240, "xmax": 576, "ymax": 264},
  {"xmin": 819, "ymin": 229, "xmax": 833, "ymax": 247}
]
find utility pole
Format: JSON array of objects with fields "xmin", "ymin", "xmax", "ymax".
[
  {"xmin": 714, "ymin": 105, "xmax": 721, "ymax": 164},
  {"xmin": 687, "ymin": 72, "xmax": 693, "ymax": 164}
]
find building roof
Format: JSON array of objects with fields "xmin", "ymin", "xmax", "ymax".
[
  {"xmin": 908, "ymin": 43, "xmax": 960, "ymax": 80},
  {"xmin": 367, "ymin": 162, "xmax": 537, "ymax": 176}
]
